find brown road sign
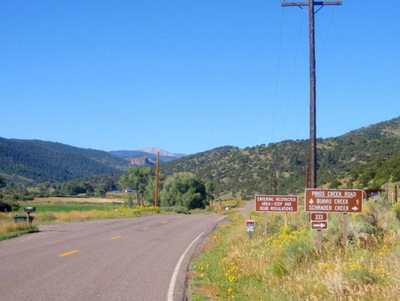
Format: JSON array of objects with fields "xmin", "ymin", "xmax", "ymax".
[
  {"xmin": 255, "ymin": 195, "xmax": 298, "ymax": 213},
  {"xmin": 310, "ymin": 212, "xmax": 328, "ymax": 222},
  {"xmin": 311, "ymin": 221, "xmax": 328, "ymax": 230},
  {"xmin": 305, "ymin": 189, "xmax": 363, "ymax": 213}
]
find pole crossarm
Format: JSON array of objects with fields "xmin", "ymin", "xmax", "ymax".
[{"xmin": 281, "ymin": 2, "xmax": 342, "ymax": 6}]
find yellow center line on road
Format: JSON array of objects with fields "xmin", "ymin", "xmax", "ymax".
[
  {"xmin": 111, "ymin": 236, "xmax": 122, "ymax": 240},
  {"xmin": 142, "ymin": 227, "xmax": 150, "ymax": 230},
  {"xmin": 59, "ymin": 250, "xmax": 80, "ymax": 257},
  {"xmin": 161, "ymin": 221, "xmax": 169, "ymax": 224}
]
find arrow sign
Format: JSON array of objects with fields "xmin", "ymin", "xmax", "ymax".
[{"xmin": 311, "ymin": 221, "xmax": 328, "ymax": 230}]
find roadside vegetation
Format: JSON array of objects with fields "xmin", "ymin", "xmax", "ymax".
[
  {"xmin": 188, "ymin": 197, "xmax": 400, "ymax": 300},
  {"xmin": 0, "ymin": 217, "xmax": 38, "ymax": 241},
  {"xmin": 0, "ymin": 197, "xmax": 163, "ymax": 241},
  {"xmin": 0, "ymin": 168, "xmax": 218, "ymax": 240},
  {"xmin": 0, "ymin": 193, "xmax": 237, "ymax": 242}
]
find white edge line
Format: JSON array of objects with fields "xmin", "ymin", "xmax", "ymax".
[
  {"xmin": 167, "ymin": 216, "xmax": 225, "ymax": 301},
  {"xmin": 167, "ymin": 231, "xmax": 204, "ymax": 301}
]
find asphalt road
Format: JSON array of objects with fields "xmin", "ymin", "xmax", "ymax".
[
  {"xmin": 238, "ymin": 200, "xmax": 255, "ymax": 216},
  {"xmin": 0, "ymin": 214, "xmax": 225, "ymax": 301}
]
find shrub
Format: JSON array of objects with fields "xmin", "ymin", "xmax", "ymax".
[
  {"xmin": 0, "ymin": 201, "xmax": 11, "ymax": 212},
  {"xmin": 266, "ymin": 226, "xmax": 315, "ymax": 273},
  {"xmin": 161, "ymin": 205, "xmax": 188, "ymax": 214},
  {"xmin": 0, "ymin": 201, "xmax": 19, "ymax": 212},
  {"xmin": 392, "ymin": 203, "xmax": 400, "ymax": 221}
]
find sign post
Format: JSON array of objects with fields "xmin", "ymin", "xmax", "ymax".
[
  {"xmin": 310, "ymin": 212, "xmax": 328, "ymax": 253},
  {"xmin": 263, "ymin": 213, "xmax": 267, "ymax": 239},
  {"xmin": 343, "ymin": 213, "xmax": 348, "ymax": 247}
]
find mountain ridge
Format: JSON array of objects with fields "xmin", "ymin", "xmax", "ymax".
[
  {"xmin": 160, "ymin": 116, "xmax": 400, "ymax": 197},
  {"xmin": 0, "ymin": 138, "xmax": 129, "ymax": 184},
  {"xmin": 1, "ymin": 116, "xmax": 399, "ymax": 191}
]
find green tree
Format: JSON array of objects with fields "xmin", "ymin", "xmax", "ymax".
[
  {"xmin": 126, "ymin": 193, "xmax": 134, "ymax": 208},
  {"xmin": 120, "ymin": 167, "xmax": 154, "ymax": 206},
  {"xmin": 0, "ymin": 176, "xmax": 7, "ymax": 189},
  {"xmin": 37, "ymin": 182, "xmax": 51, "ymax": 197},
  {"xmin": 83, "ymin": 182, "xmax": 95, "ymax": 196},
  {"xmin": 61, "ymin": 181, "xmax": 84, "ymax": 196},
  {"xmin": 205, "ymin": 180, "xmax": 215, "ymax": 205},
  {"xmin": 96, "ymin": 184, "xmax": 108, "ymax": 198},
  {"xmin": 329, "ymin": 178, "xmax": 341, "ymax": 189},
  {"xmin": 159, "ymin": 173, "xmax": 208, "ymax": 210}
]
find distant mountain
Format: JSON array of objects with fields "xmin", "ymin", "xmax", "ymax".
[
  {"xmin": 161, "ymin": 116, "xmax": 400, "ymax": 198},
  {"xmin": 108, "ymin": 147, "xmax": 187, "ymax": 166},
  {"xmin": 138, "ymin": 147, "xmax": 185, "ymax": 158},
  {"xmin": 0, "ymin": 138, "xmax": 130, "ymax": 184}
]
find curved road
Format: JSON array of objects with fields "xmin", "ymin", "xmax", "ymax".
[
  {"xmin": 0, "ymin": 214, "xmax": 224, "ymax": 301},
  {"xmin": 238, "ymin": 200, "xmax": 255, "ymax": 216}
]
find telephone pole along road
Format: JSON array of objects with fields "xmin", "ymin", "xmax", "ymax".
[{"xmin": 0, "ymin": 214, "xmax": 225, "ymax": 301}]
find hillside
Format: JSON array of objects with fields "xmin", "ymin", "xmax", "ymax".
[
  {"xmin": 161, "ymin": 116, "xmax": 400, "ymax": 198},
  {"xmin": 1, "ymin": 116, "xmax": 399, "ymax": 192},
  {"xmin": 0, "ymin": 138, "xmax": 129, "ymax": 184}
]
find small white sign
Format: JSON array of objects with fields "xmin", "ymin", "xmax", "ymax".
[{"xmin": 246, "ymin": 220, "xmax": 255, "ymax": 232}]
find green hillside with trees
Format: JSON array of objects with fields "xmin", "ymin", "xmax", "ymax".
[
  {"xmin": 161, "ymin": 116, "xmax": 400, "ymax": 198},
  {"xmin": 0, "ymin": 138, "xmax": 129, "ymax": 184}
]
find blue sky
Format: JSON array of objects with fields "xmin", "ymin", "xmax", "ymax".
[{"xmin": 1, "ymin": 1, "xmax": 399, "ymax": 154}]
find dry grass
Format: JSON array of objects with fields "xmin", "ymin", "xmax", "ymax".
[
  {"xmin": 189, "ymin": 205, "xmax": 400, "ymax": 300},
  {"xmin": 0, "ymin": 215, "xmax": 39, "ymax": 240},
  {"xmin": 0, "ymin": 206, "xmax": 161, "ymax": 234}
]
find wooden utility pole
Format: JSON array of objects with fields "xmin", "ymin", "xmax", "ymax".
[
  {"xmin": 282, "ymin": 0, "xmax": 342, "ymax": 253},
  {"xmin": 282, "ymin": 1, "xmax": 342, "ymax": 189},
  {"xmin": 154, "ymin": 151, "xmax": 160, "ymax": 208}
]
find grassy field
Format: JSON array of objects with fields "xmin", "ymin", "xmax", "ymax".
[
  {"xmin": 0, "ymin": 196, "xmax": 158, "ymax": 240},
  {"xmin": 188, "ymin": 200, "xmax": 400, "ymax": 300},
  {"xmin": 28, "ymin": 203, "xmax": 121, "ymax": 212},
  {"xmin": 34, "ymin": 196, "xmax": 125, "ymax": 203}
]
